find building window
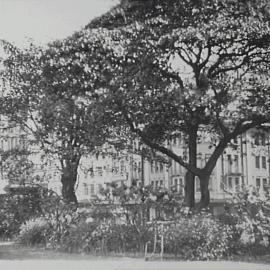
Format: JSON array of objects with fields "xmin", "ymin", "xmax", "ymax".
[
  {"xmin": 255, "ymin": 133, "xmax": 266, "ymax": 146},
  {"xmin": 209, "ymin": 176, "xmax": 213, "ymax": 191},
  {"xmin": 234, "ymin": 155, "xmax": 239, "ymax": 173},
  {"xmin": 155, "ymin": 161, "xmax": 159, "ymax": 173},
  {"xmin": 228, "ymin": 155, "xmax": 232, "ymax": 173},
  {"xmin": 179, "ymin": 178, "xmax": 184, "ymax": 194},
  {"xmin": 173, "ymin": 160, "xmax": 177, "ymax": 175},
  {"xmin": 241, "ymin": 177, "xmax": 245, "ymax": 187},
  {"xmin": 228, "ymin": 177, "xmax": 232, "ymax": 189},
  {"xmin": 174, "ymin": 178, "xmax": 178, "ymax": 192},
  {"xmin": 256, "ymin": 178, "xmax": 261, "ymax": 190},
  {"xmin": 195, "ymin": 177, "xmax": 200, "ymax": 192},
  {"xmin": 90, "ymin": 184, "xmax": 95, "ymax": 195},
  {"xmin": 235, "ymin": 177, "xmax": 239, "ymax": 190},
  {"xmin": 160, "ymin": 163, "xmax": 163, "ymax": 173},
  {"xmin": 160, "ymin": 180, "xmax": 163, "ymax": 187},
  {"xmin": 83, "ymin": 183, "xmax": 88, "ymax": 195},
  {"xmin": 263, "ymin": 178, "xmax": 268, "ymax": 191},
  {"xmin": 120, "ymin": 161, "xmax": 125, "ymax": 173},
  {"xmin": 255, "ymin": 156, "xmax": 260, "ymax": 169},
  {"xmin": 262, "ymin": 156, "xmax": 267, "ymax": 169},
  {"xmin": 133, "ymin": 162, "xmax": 137, "ymax": 172}
]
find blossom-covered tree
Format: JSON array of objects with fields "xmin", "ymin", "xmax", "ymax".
[{"xmin": 84, "ymin": 0, "xmax": 270, "ymax": 208}]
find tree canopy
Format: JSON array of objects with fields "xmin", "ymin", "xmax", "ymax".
[
  {"xmin": 1, "ymin": 0, "xmax": 270, "ymax": 208},
  {"xmin": 0, "ymin": 32, "xmax": 113, "ymax": 203},
  {"xmin": 82, "ymin": 0, "xmax": 270, "ymax": 208}
]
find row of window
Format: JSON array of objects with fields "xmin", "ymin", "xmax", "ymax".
[
  {"xmin": 255, "ymin": 156, "xmax": 268, "ymax": 169},
  {"xmin": 227, "ymin": 154, "xmax": 240, "ymax": 173},
  {"xmin": 151, "ymin": 180, "xmax": 164, "ymax": 188},
  {"xmin": 169, "ymin": 132, "xmax": 268, "ymax": 148},
  {"xmin": 170, "ymin": 177, "xmax": 214, "ymax": 193},
  {"xmin": 226, "ymin": 154, "xmax": 268, "ymax": 173},
  {"xmin": 150, "ymin": 161, "xmax": 164, "ymax": 174},
  {"xmin": 171, "ymin": 154, "xmax": 212, "ymax": 174},
  {"xmin": 0, "ymin": 137, "xmax": 26, "ymax": 151},
  {"xmin": 222, "ymin": 177, "xmax": 269, "ymax": 192},
  {"xmin": 82, "ymin": 183, "xmax": 103, "ymax": 196},
  {"xmin": 170, "ymin": 177, "xmax": 184, "ymax": 194},
  {"xmin": 256, "ymin": 177, "xmax": 268, "ymax": 191},
  {"xmin": 223, "ymin": 176, "xmax": 243, "ymax": 191}
]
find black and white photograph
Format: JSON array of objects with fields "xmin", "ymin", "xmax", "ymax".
[{"xmin": 1, "ymin": 0, "xmax": 270, "ymax": 269}]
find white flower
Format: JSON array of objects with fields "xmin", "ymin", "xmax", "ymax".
[
  {"xmin": 261, "ymin": 236, "xmax": 269, "ymax": 247},
  {"xmin": 240, "ymin": 231, "xmax": 255, "ymax": 245},
  {"xmin": 163, "ymin": 194, "xmax": 169, "ymax": 200},
  {"xmin": 85, "ymin": 217, "xmax": 94, "ymax": 223},
  {"xmin": 149, "ymin": 194, "xmax": 157, "ymax": 201},
  {"xmin": 247, "ymin": 194, "xmax": 258, "ymax": 204}
]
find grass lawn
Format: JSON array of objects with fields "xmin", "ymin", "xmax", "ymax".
[{"xmin": 1, "ymin": 241, "xmax": 270, "ymax": 265}]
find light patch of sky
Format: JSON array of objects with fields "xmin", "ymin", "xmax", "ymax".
[{"xmin": 0, "ymin": 0, "xmax": 118, "ymax": 48}]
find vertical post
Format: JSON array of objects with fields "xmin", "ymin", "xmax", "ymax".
[
  {"xmin": 160, "ymin": 223, "xmax": 164, "ymax": 261},
  {"xmin": 221, "ymin": 152, "xmax": 225, "ymax": 198},
  {"xmin": 141, "ymin": 148, "xmax": 144, "ymax": 187},
  {"xmin": 141, "ymin": 146, "xmax": 146, "ymax": 225},
  {"xmin": 240, "ymin": 134, "xmax": 245, "ymax": 187},
  {"xmin": 267, "ymin": 133, "xmax": 270, "ymax": 185},
  {"xmin": 245, "ymin": 132, "xmax": 249, "ymax": 185}
]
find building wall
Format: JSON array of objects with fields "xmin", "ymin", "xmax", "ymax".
[
  {"xmin": 66, "ymin": 129, "xmax": 270, "ymax": 204},
  {"xmin": 1, "ymin": 120, "xmax": 269, "ymax": 205}
]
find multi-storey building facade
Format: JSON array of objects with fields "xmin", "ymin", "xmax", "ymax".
[
  {"xmin": 0, "ymin": 116, "xmax": 60, "ymax": 194},
  {"xmin": 66, "ymin": 129, "xmax": 270, "ymax": 212},
  {"xmin": 1, "ymin": 116, "xmax": 269, "ymax": 213}
]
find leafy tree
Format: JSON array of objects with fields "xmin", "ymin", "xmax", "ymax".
[
  {"xmin": 0, "ymin": 148, "xmax": 35, "ymax": 186},
  {"xmin": 0, "ymin": 32, "xmax": 112, "ymax": 204},
  {"xmin": 83, "ymin": 0, "xmax": 270, "ymax": 208}
]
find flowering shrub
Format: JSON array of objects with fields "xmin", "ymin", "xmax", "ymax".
[
  {"xmin": 57, "ymin": 221, "xmax": 98, "ymax": 253},
  {"xmin": 88, "ymin": 221, "xmax": 154, "ymax": 253},
  {"xmin": 17, "ymin": 217, "xmax": 50, "ymax": 246},
  {"xmin": 162, "ymin": 214, "xmax": 232, "ymax": 260},
  {"xmin": 223, "ymin": 185, "xmax": 270, "ymax": 256},
  {"xmin": 0, "ymin": 191, "xmax": 42, "ymax": 239},
  {"xmin": 39, "ymin": 198, "xmax": 88, "ymax": 250}
]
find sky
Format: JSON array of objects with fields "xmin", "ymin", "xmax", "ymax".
[{"xmin": 0, "ymin": 0, "xmax": 118, "ymax": 48}]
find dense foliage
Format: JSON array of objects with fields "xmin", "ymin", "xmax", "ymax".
[
  {"xmin": 0, "ymin": 190, "xmax": 42, "ymax": 239},
  {"xmin": 85, "ymin": 0, "xmax": 270, "ymax": 208},
  {"xmin": 0, "ymin": 36, "xmax": 111, "ymax": 203},
  {"xmin": 1, "ymin": 184, "xmax": 268, "ymax": 259}
]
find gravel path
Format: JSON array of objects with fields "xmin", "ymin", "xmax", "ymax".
[{"xmin": 1, "ymin": 242, "xmax": 270, "ymax": 270}]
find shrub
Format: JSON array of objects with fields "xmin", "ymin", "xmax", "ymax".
[
  {"xmin": 163, "ymin": 214, "xmax": 232, "ymax": 260},
  {"xmin": 0, "ymin": 191, "xmax": 42, "ymax": 239},
  {"xmin": 17, "ymin": 217, "xmax": 50, "ymax": 246},
  {"xmin": 58, "ymin": 220, "xmax": 98, "ymax": 253},
  {"xmin": 224, "ymin": 186, "xmax": 270, "ymax": 256}
]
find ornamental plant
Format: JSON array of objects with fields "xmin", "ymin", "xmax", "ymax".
[
  {"xmin": 224, "ymin": 185, "xmax": 270, "ymax": 256},
  {"xmin": 162, "ymin": 213, "xmax": 232, "ymax": 260},
  {"xmin": 17, "ymin": 217, "xmax": 50, "ymax": 246}
]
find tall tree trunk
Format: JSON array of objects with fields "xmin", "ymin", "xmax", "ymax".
[
  {"xmin": 183, "ymin": 127, "xmax": 197, "ymax": 209},
  {"xmin": 60, "ymin": 156, "xmax": 80, "ymax": 205},
  {"xmin": 198, "ymin": 140, "xmax": 229, "ymax": 209},
  {"xmin": 198, "ymin": 173, "xmax": 210, "ymax": 209},
  {"xmin": 184, "ymin": 170, "xmax": 195, "ymax": 208}
]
